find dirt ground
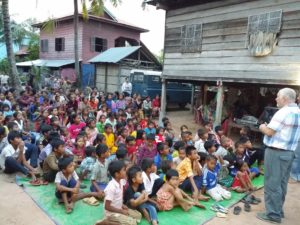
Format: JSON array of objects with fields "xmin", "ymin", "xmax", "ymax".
[{"xmin": 0, "ymin": 109, "xmax": 299, "ymax": 225}]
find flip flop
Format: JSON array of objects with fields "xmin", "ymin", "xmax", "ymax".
[
  {"xmin": 214, "ymin": 204, "xmax": 229, "ymax": 214},
  {"xmin": 41, "ymin": 180, "xmax": 48, "ymax": 185},
  {"xmin": 216, "ymin": 212, "xmax": 227, "ymax": 218},
  {"xmin": 251, "ymin": 195, "xmax": 261, "ymax": 203},
  {"xmin": 83, "ymin": 197, "xmax": 100, "ymax": 206},
  {"xmin": 233, "ymin": 206, "xmax": 242, "ymax": 215},
  {"xmin": 244, "ymin": 203, "xmax": 251, "ymax": 212},
  {"xmin": 29, "ymin": 179, "xmax": 41, "ymax": 186}
]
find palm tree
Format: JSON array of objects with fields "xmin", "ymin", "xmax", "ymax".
[
  {"xmin": 1, "ymin": 0, "xmax": 21, "ymax": 90},
  {"xmin": 74, "ymin": 0, "xmax": 121, "ymax": 87}
]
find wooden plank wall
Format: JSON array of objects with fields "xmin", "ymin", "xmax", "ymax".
[{"xmin": 163, "ymin": 0, "xmax": 300, "ymax": 85}]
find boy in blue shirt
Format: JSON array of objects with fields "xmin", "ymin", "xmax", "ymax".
[
  {"xmin": 154, "ymin": 142, "xmax": 172, "ymax": 171},
  {"xmin": 202, "ymin": 155, "xmax": 231, "ymax": 202}
]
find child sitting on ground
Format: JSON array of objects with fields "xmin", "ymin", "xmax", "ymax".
[
  {"xmin": 101, "ymin": 160, "xmax": 142, "ymax": 225},
  {"xmin": 124, "ymin": 166, "xmax": 159, "ymax": 225},
  {"xmin": 55, "ymin": 157, "xmax": 101, "ymax": 213},
  {"xmin": 195, "ymin": 128, "xmax": 207, "ymax": 154},
  {"xmin": 43, "ymin": 139, "xmax": 65, "ymax": 182},
  {"xmin": 137, "ymin": 133, "xmax": 157, "ymax": 166},
  {"xmin": 144, "ymin": 121, "xmax": 156, "ymax": 136},
  {"xmin": 116, "ymin": 146, "xmax": 127, "ymax": 161},
  {"xmin": 154, "ymin": 142, "xmax": 173, "ymax": 171},
  {"xmin": 79, "ymin": 146, "xmax": 96, "ymax": 180},
  {"xmin": 231, "ymin": 160, "xmax": 256, "ymax": 193},
  {"xmin": 177, "ymin": 146, "xmax": 209, "ymax": 202},
  {"xmin": 173, "ymin": 146, "xmax": 186, "ymax": 167},
  {"xmin": 141, "ymin": 158, "xmax": 164, "ymax": 197},
  {"xmin": 202, "ymin": 155, "xmax": 231, "ymax": 202},
  {"xmin": 125, "ymin": 135, "xmax": 137, "ymax": 161},
  {"xmin": 72, "ymin": 135, "xmax": 86, "ymax": 162},
  {"xmin": 90, "ymin": 144, "xmax": 110, "ymax": 194},
  {"xmin": 103, "ymin": 124, "xmax": 117, "ymax": 155},
  {"xmin": 159, "ymin": 160, "xmax": 174, "ymax": 180},
  {"xmin": 233, "ymin": 141, "xmax": 260, "ymax": 179},
  {"xmin": 157, "ymin": 169, "xmax": 205, "ymax": 211}
]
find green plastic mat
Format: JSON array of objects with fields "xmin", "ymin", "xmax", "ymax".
[{"xmin": 16, "ymin": 176, "xmax": 264, "ymax": 225}]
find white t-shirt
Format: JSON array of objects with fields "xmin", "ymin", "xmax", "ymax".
[
  {"xmin": 142, "ymin": 171, "xmax": 160, "ymax": 195},
  {"xmin": 54, "ymin": 171, "xmax": 79, "ymax": 183},
  {"xmin": 0, "ymin": 144, "xmax": 23, "ymax": 170},
  {"xmin": 215, "ymin": 146, "xmax": 228, "ymax": 157},
  {"xmin": 121, "ymin": 82, "xmax": 132, "ymax": 94},
  {"xmin": 195, "ymin": 139, "xmax": 206, "ymax": 153},
  {"xmin": 104, "ymin": 178, "xmax": 127, "ymax": 216}
]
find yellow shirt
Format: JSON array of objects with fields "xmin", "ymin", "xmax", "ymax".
[
  {"xmin": 103, "ymin": 133, "xmax": 117, "ymax": 154},
  {"xmin": 176, "ymin": 157, "xmax": 193, "ymax": 184}
]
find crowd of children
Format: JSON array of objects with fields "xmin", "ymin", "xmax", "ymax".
[{"xmin": 0, "ymin": 86, "xmax": 263, "ymax": 224}]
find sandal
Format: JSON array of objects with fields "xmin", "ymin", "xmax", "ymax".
[
  {"xmin": 251, "ymin": 195, "xmax": 261, "ymax": 204},
  {"xmin": 233, "ymin": 206, "xmax": 242, "ymax": 215},
  {"xmin": 214, "ymin": 204, "xmax": 229, "ymax": 214},
  {"xmin": 29, "ymin": 179, "xmax": 41, "ymax": 186},
  {"xmin": 244, "ymin": 203, "xmax": 251, "ymax": 212},
  {"xmin": 83, "ymin": 197, "xmax": 100, "ymax": 206},
  {"xmin": 216, "ymin": 212, "xmax": 227, "ymax": 218},
  {"xmin": 41, "ymin": 180, "xmax": 48, "ymax": 185}
]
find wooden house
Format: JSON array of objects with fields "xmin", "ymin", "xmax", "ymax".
[
  {"xmin": 17, "ymin": 8, "xmax": 160, "ymax": 88},
  {"xmin": 147, "ymin": 0, "xmax": 300, "ymax": 125}
]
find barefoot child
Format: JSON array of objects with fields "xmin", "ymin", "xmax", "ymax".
[
  {"xmin": 157, "ymin": 169, "xmax": 205, "ymax": 211},
  {"xmin": 90, "ymin": 144, "xmax": 110, "ymax": 193},
  {"xmin": 124, "ymin": 166, "xmax": 159, "ymax": 225},
  {"xmin": 55, "ymin": 157, "xmax": 100, "ymax": 213},
  {"xmin": 202, "ymin": 155, "xmax": 231, "ymax": 201},
  {"xmin": 43, "ymin": 139, "xmax": 65, "ymax": 182},
  {"xmin": 103, "ymin": 160, "xmax": 142, "ymax": 225},
  {"xmin": 231, "ymin": 160, "xmax": 256, "ymax": 193}
]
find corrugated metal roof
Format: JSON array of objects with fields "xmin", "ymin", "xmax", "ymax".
[
  {"xmin": 16, "ymin": 59, "xmax": 75, "ymax": 67},
  {"xmin": 88, "ymin": 46, "xmax": 141, "ymax": 63}
]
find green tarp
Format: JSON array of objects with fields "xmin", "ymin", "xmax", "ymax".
[{"xmin": 16, "ymin": 176, "xmax": 264, "ymax": 225}]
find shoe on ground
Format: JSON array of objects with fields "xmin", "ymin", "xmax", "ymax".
[{"xmin": 256, "ymin": 212, "xmax": 281, "ymax": 224}]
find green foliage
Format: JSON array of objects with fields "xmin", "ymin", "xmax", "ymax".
[
  {"xmin": 0, "ymin": 58, "xmax": 10, "ymax": 74},
  {"xmin": 26, "ymin": 34, "xmax": 39, "ymax": 60},
  {"xmin": 156, "ymin": 49, "xmax": 164, "ymax": 64},
  {"xmin": 81, "ymin": 0, "xmax": 122, "ymax": 20},
  {"xmin": 41, "ymin": 18, "xmax": 57, "ymax": 34}
]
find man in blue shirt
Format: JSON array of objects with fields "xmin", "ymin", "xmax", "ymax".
[{"xmin": 258, "ymin": 88, "xmax": 300, "ymax": 224}]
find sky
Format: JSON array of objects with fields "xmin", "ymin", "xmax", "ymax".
[{"xmin": 9, "ymin": 0, "xmax": 165, "ymax": 55}]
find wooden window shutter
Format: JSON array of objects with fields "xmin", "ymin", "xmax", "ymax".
[
  {"xmin": 45, "ymin": 40, "xmax": 48, "ymax": 52},
  {"xmin": 62, "ymin": 38, "xmax": 65, "ymax": 51},
  {"xmin": 103, "ymin": 39, "xmax": 107, "ymax": 51},
  {"xmin": 90, "ymin": 37, "xmax": 96, "ymax": 51}
]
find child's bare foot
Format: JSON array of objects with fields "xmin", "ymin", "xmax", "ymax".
[
  {"xmin": 69, "ymin": 201, "xmax": 74, "ymax": 209},
  {"xmin": 182, "ymin": 202, "xmax": 193, "ymax": 211},
  {"xmin": 198, "ymin": 194, "xmax": 210, "ymax": 201},
  {"xmin": 142, "ymin": 208, "xmax": 151, "ymax": 222},
  {"xmin": 194, "ymin": 202, "xmax": 206, "ymax": 209},
  {"xmin": 65, "ymin": 204, "xmax": 73, "ymax": 214},
  {"xmin": 152, "ymin": 220, "xmax": 158, "ymax": 225}
]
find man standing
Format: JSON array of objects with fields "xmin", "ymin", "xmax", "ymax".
[
  {"xmin": 257, "ymin": 88, "xmax": 300, "ymax": 224},
  {"xmin": 121, "ymin": 77, "xmax": 132, "ymax": 97}
]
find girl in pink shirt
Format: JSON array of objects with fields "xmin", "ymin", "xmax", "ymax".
[{"xmin": 68, "ymin": 114, "xmax": 86, "ymax": 140}]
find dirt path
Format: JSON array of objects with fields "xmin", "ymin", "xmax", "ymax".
[{"xmin": 0, "ymin": 110, "xmax": 299, "ymax": 225}]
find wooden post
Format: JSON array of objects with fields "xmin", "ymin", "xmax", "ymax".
[
  {"xmin": 104, "ymin": 63, "xmax": 108, "ymax": 93},
  {"xmin": 190, "ymin": 84, "xmax": 195, "ymax": 112},
  {"xmin": 159, "ymin": 78, "xmax": 167, "ymax": 127},
  {"xmin": 203, "ymin": 84, "xmax": 208, "ymax": 106},
  {"xmin": 214, "ymin": 81, "xmax": 224, "ymax": 127}
]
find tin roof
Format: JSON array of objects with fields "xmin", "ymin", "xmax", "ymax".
[
  {"xmin": 16, "ymin": 59, "xmax": 75, "ymax": 67},
  {"xmin": 88, "ymin": 46, "xmax": 141, "ymax": 63}
]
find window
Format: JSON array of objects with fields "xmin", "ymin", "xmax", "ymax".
[
  {"xmin": 181, "ymin": 24, "xmax": 202, "ymax": 53},
  {"xmin": 40, "ymin": 39, "xmax": 48, "ymax": 52},
  {"xmin": 90, "ymin": 37, "xmax": 107, "ymax": 52},
  {"xmin": 133, "ymin": 74, "xmax": 144, "ymax": 82},
  {"xmin": 55, "ymin": 38, "xmax": 65, "ymax": 51},
  {"xmin": 152, "ymin": 76, "xmax": 160, "ymax": 82}
]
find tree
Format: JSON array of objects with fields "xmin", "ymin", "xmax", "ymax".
[{"xmin": 1, "ymin": 0, "xmax": 21, "ymax": 90}]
